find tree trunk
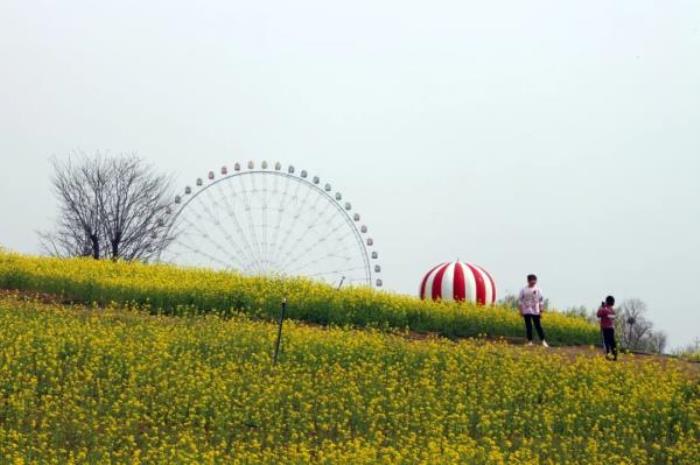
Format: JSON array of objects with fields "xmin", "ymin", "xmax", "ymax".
[
  {"xmin": 111, "ymin": 230, "xmax": 121, "ymax": 260},
  {"xmin": 90, "ymin": 233, "xmax": 100, "ymax": 259}
]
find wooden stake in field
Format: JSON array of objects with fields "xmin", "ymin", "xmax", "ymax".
[{"xmin": 272, "ymin": 298, "xmax": 287, "ymax": 365}]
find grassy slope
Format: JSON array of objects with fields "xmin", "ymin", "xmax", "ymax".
[
  {"xmin": 0, "ymin": 296, "xmax": 697, "ymax": 465},
  {"xmin": 0, "ymin": 252, "xmax": 599, "ymax": 345}
]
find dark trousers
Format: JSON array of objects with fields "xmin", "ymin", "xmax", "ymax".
[
  {"xmin": 523, "ymin": 314, "xmax": 545, "ymax": 341},
  {"xmin": 602, "ymin": 328, "xmax": 617, "ymax": 359}
]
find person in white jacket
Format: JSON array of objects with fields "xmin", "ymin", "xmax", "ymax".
[{"xmin": 519, "ymin": 274, "xmax": 549, "ymax": 347}]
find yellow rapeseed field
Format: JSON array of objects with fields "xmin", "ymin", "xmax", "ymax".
[
  {"xmin": 0, "ymin": 252, "xmax": 599, "ymax": 345},
  {"xmin": 0, "ymin": 295, "xmax": 697, "ymax": 465}
]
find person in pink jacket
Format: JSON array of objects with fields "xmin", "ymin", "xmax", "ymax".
[{"xmin": 597, "ymin": 295, "xmax": 618, "ymax": 361}]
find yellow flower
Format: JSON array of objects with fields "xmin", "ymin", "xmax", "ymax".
[{"xmin": 0, "ymin": 253, "xmax": 697, "ymax": 464}]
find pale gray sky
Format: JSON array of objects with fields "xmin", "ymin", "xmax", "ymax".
[{"xmin": 1, "ymin": 1, "xmax": 698, "ymax": 348}]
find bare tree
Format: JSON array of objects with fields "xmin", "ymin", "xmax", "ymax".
[
  {"xmin": 562, "ymin": 305, "xmax": 594, "ymax": 321},
  {"xmin": 40, "ymin": 152, "xmax": 176, "ymax": 261},
  {"xmin": 498, "ymin": 293, "xmax": 519, "ymax": 310},
  {"xmin": 616, "ymin": 298, "xmax": 667, "ymax": 353},
  {"xmin": 499, "ymin": 293, "xmax": 550, "ymax": 311},
  {"xmin": 643, "ymin": 332, "xmax": 668, "ymax": 354}
]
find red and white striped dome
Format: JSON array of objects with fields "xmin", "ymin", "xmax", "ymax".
[{"xmin": 420, "ymin": 261, "xmax": 496, "ymax": 305}]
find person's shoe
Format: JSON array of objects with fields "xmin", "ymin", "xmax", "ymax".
[
  {"xmin": 542, "ymin": 340, "xmax": 549, "ymax": 348},
  {"xmin": 527, "ymin": 341, "xmax": 534, "ymax": 347}
]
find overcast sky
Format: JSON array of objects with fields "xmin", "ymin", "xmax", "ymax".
[{"xmin": 1, "ymin": 1, "xmax": 698, "ymax": 348}]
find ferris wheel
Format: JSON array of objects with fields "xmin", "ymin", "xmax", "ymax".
[{"xmin": 158, "ymin": 161, "xmax": 382, "ymax": 288}]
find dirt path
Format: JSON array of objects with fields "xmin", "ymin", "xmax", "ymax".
[
  {"xmin": 502, "ymin": 340, "xmax": 700, "ymax": 376},
  {"xmin": 403, "ymin": 330, "xmax": 700, "ymax": 375},
  {"xmin": 0, "ymin": 288, "xmax": 67, "ymax": 304}
]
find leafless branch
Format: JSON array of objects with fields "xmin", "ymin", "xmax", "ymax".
[
  {"xmin": 39, "ymin": 151, "xmax": 176, "ymax": 261},
  {"xmin": 616, "ymin": 298, "xmax": 667, "ymax": 353}
]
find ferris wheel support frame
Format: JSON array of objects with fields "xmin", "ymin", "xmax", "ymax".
[{"xmin": 158, "ymin": 167, "xmax": 376, "ymax": 287}]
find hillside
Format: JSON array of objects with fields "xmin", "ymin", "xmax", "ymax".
[
  {"xmin": 0, "ymin": 252, "xmax": 599, "ymax": 345},
  {"xmin": 0, "ymin": 295, "xmax": 697, "ymax": 465}
]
